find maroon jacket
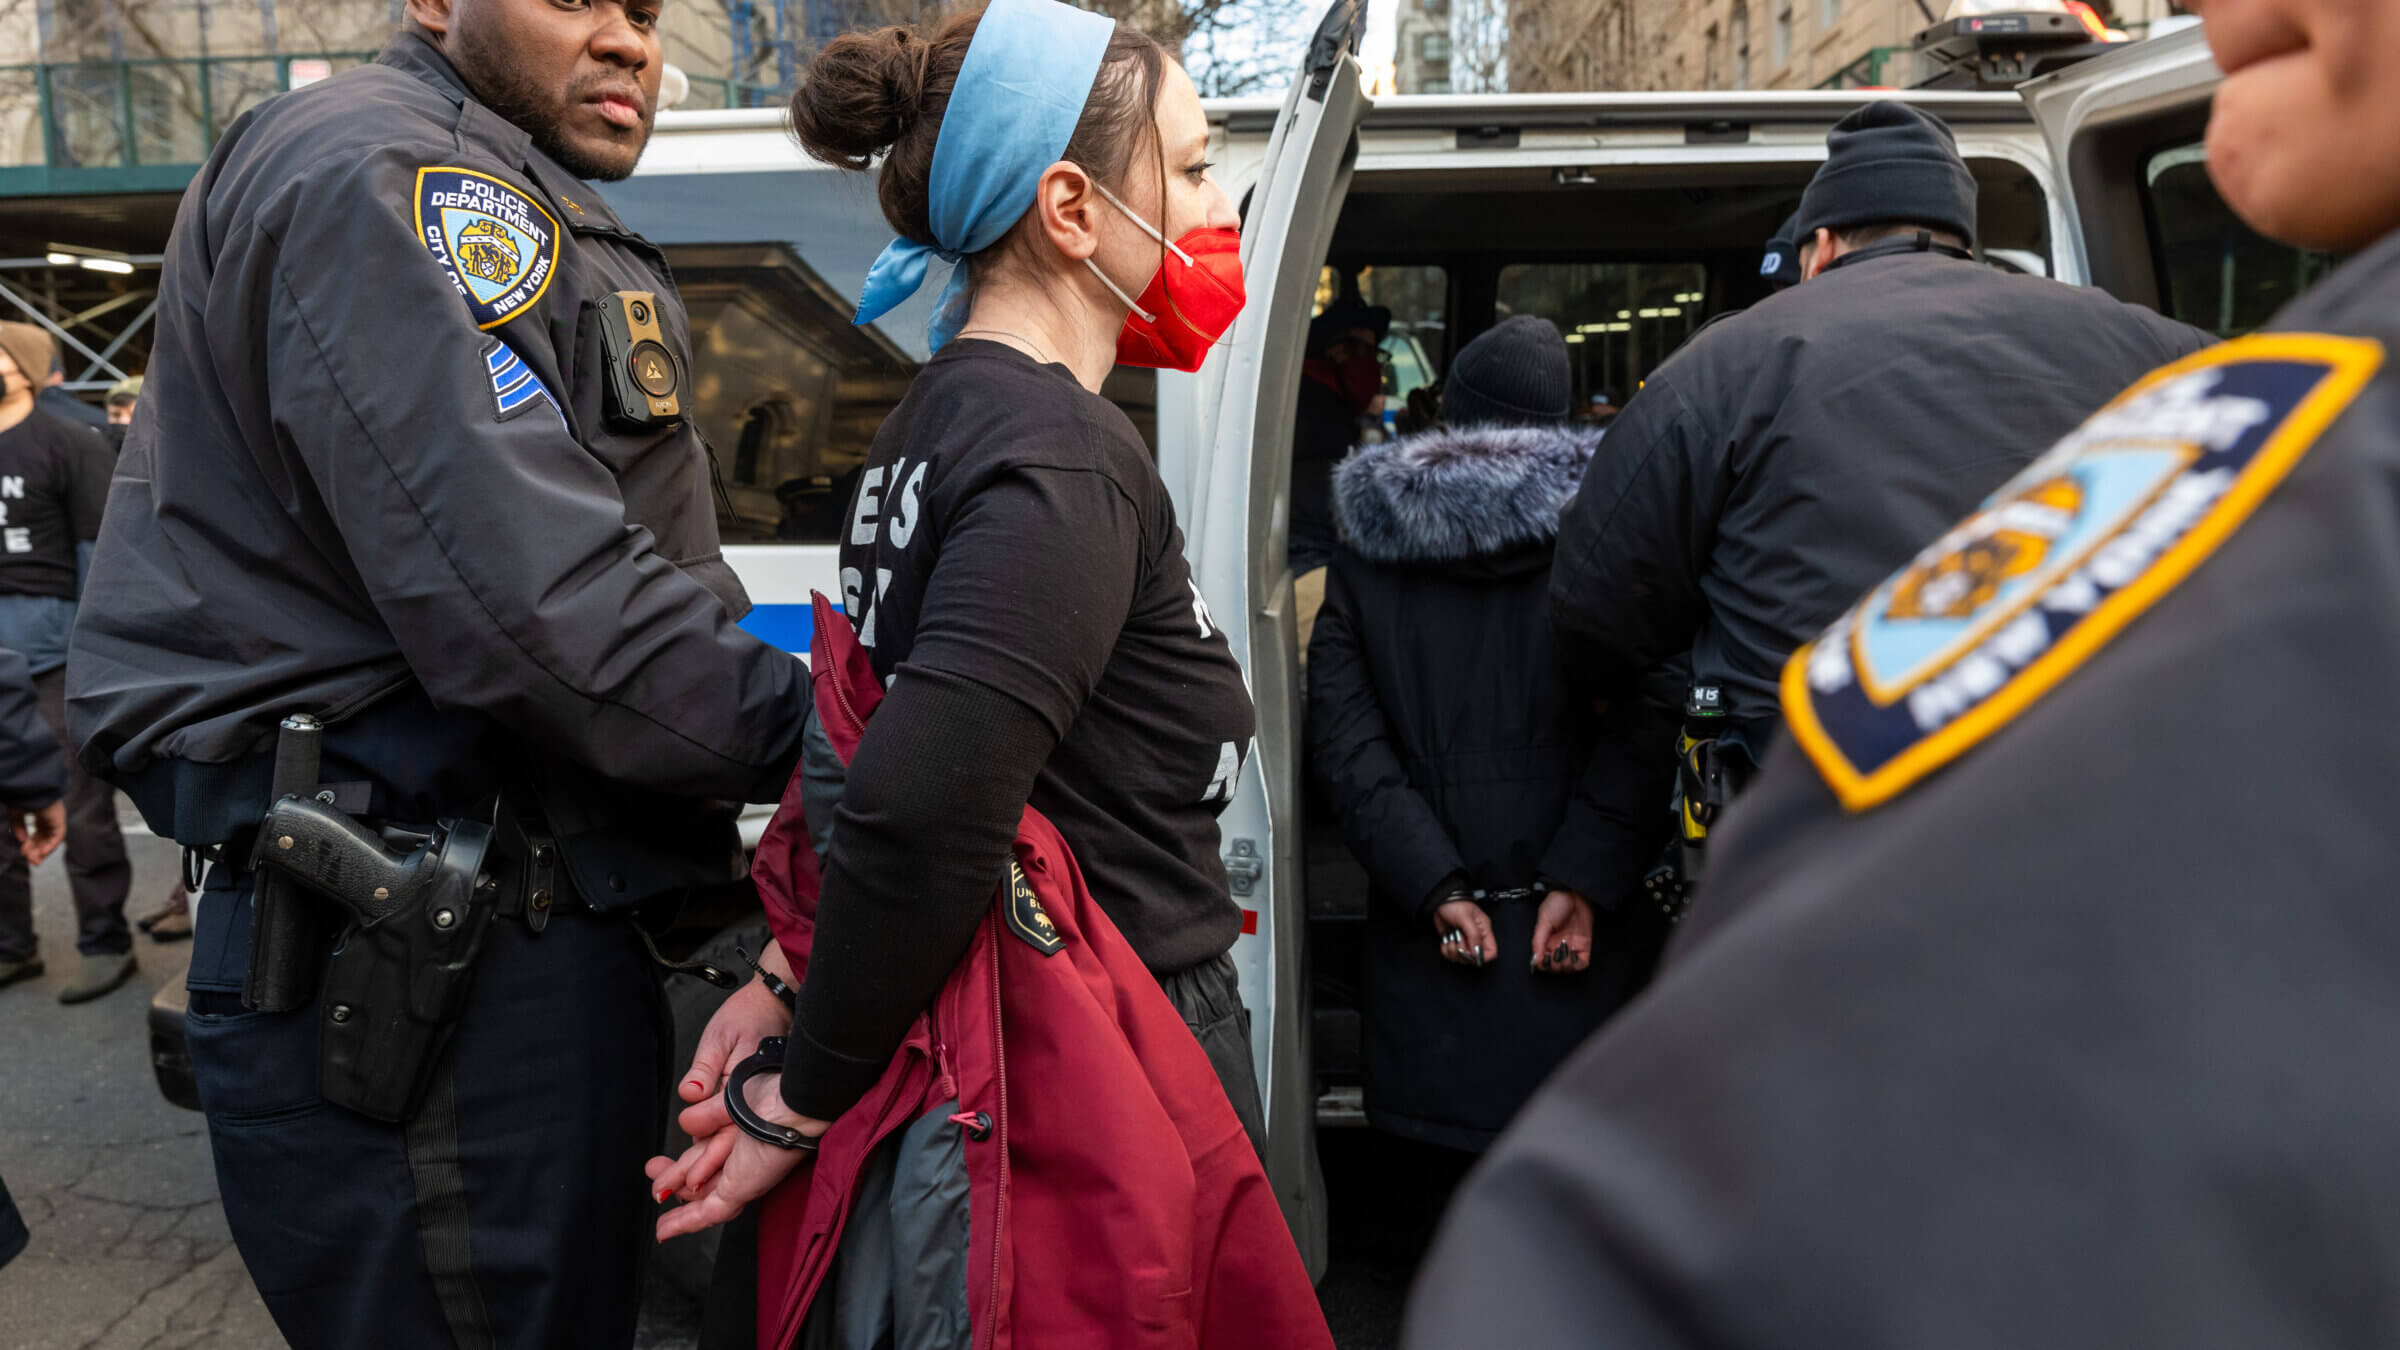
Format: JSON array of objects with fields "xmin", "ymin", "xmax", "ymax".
[{"xmin": 749, "ymin": 594, "xmax": 1331, "ymax": 1350}]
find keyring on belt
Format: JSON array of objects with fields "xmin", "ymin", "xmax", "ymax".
[{"xmin": 723, "ymin": 1037, "xmax": 820, "ymax": 1151}]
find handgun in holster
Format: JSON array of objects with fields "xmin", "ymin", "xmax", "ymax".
[
  {"xmin": 243, "ymin": 714, "xmax": 501, "ymax": 1123},
  {"xmin": 1641, "ymin": 684, "xmax": 1755, "ymax": 925}
]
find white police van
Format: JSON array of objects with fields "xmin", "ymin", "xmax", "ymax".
[{"xmin": 139, "ymin": 9, "xmax": 2305, "ymax": 1276}]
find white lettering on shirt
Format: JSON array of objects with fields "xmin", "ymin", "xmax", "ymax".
[
  {"xmin": 887, "ymin": 462, "xmax": 928, "ymax": 548},
  {"xmin": 1189, "ymin": 579, "xmax": 1216, "ymax": 640},
  {"xmin": 1201, "ymin": 740, "xmax": 1241, "ymax": 804},
  {"xmin": 1, "ymin": 478, "xmax": 23, "ymax": 500},
  {"xmin": 856, "ymin": 568, "xmax": 894, "ymax": 649},
  {"xmin": 850, "ymin": 466, "xmax": 886, "ymax": 546},
  {"xmin": 4, "ymin": 528, "xmax": 30, "ymax": 554}
]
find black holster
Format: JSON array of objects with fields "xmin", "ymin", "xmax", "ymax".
[
  {"xmin": 1645, "ymin": 720, "xmax": 1760, "ymax": 924},
  {"xmin": 250, "ymin": 795, "xmax": 501, "ymax": 1123}
]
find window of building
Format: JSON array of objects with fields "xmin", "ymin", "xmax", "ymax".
[
  {"xmin": 1821, "ymin": 0, "xmax": 1840, "ymax": 28},
  {"xmin": 1421, "ymin": 33, "xmax": 1451, "ymax": 63},
  {"xmin": 1424, "ymin": 0, "xmax": 1450, "ymax": 15},
  {"xmin": 1422, "ymin": 78, "xmax": 1454, "ymax": 94},
  {"xmin": 1773, "ymin": 1, "xmax": 1794, "ymax": 67},
  {"xmin": 1703, "ymin": 23, "xmax": 1723, "ymax": 88},
  {"xmin": 2143, "ymin": 142, "xmax": 2339, "ymax": 337},
  {"xmin": 1494, "ymin": 262, "xmax": 1709, "ymax": 411},
  {"xmin": 1732, "ymin": 4, "xmax": 1752, "ymax": 89}
]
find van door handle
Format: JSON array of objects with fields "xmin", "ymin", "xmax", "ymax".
[{"xmin": 1223, "ymin": 838, "xmax": 1263, "ymax": 897}]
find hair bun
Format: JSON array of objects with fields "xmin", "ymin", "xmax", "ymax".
[{"xmin": 789, "ymin": 26, "xmax": 937, "ymax": 171}]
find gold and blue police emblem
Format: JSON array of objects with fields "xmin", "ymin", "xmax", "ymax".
[
  {"xmin": 415, "ymin": 167, "xmax": 559, "ymax": 330},
  {"xmin": 1785, "ymin": 334, "xmax": 2383, "ymax": 810}
]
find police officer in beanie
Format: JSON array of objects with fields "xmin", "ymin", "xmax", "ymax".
[
  {"xmin": 1546, "ymin": 100, "xmax": 2210, "ymax": 780},
  {"xmin": 66, "ymin": 0, "xmax": 806, "ymax": 1344},
  {"xmin": 1410, "ymin": 4, "xmax": 2400, "ymax": 1343}
]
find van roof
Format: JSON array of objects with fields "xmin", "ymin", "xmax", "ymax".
[
  {"xmin": 1219, "ymin": 89, "xmax": 2034, "ymax": 134},
  {"xmin": 653, "ymin": 88, "xmax": 2033, "ymax": 146}
]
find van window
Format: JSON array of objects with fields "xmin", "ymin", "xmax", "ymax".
[
  {"xmin": 1494, "ymin": 262, "xmax": 1708, "ymax": 408},
  {"xmin": 660, "ymin": 243, "xmax": 916, "ymax": 544},
  {"xmin": 2143, "ymin": 142, "xmax": 2338, "ymax": 338},
  {"xmin": 603, "ymin": 170, "xmax": 1158, "ymax": 543}
]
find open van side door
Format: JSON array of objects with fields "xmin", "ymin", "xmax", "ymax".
[
  {"xmin": 1181, "ymin": 0, "xmax": 1369, "ymax": 1274},
  {"xmin": 2020, "ymin": 20, "xmax": 2330, "ymax": 345},
  {"xmin": 2020, "ymin": 26, "xmax": 2220, "ymax": 310},
  {"xmin": 2024, "ymin": 26, "xmax": 2339, "ymax": 339}
]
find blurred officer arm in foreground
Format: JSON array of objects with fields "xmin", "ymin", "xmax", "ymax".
[
  {"xmin": 243, "ymin": 146, "xmax": 800, "ymax": 802},
  {"xmin": 1549, "ymin": 374, "xmax": 1721, "ymax": 699},
  {"xmin": 0, "ymin": 647, "xmax": 64, "ymax": 864}
]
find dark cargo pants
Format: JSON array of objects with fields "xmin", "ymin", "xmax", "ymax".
[
  {"xmin": 185, "ymin": 868, "xmax": 668, "ymax": 1349},
  {"xmin": 0, "ymin": 667, "xmax": 132, "ymax": 962},
  {"xmin": 1159, "ymin": 949, "xmax": 1270, "ymax": 1158}
]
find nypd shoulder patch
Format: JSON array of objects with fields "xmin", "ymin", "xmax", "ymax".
[
  {"xmin": 482, "ymin": 339, "xmax": 564, "ymax": 426},
  {"xmin": 416, "ymin": 166, "xmax": 560, "ymax": 330},
  {"xmin": 1784, "ymin": 333, "xmax": 2383, "ymax": 811}
]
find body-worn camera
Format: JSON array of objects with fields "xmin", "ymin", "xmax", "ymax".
[{"xmin": 596, "ymin": 289, "xmax": 683, "ymax": 429}]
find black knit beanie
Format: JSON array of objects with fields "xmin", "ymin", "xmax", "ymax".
[
  {"xmin": 1440, "ymin": 315, "xmax": 1572, "ymax": 428},
  {"xmin": 1760, "ymin": 210, "xmax": 1803, "ymax": 287},
  {"xmin": 1797, "ymin": 101, "xmax": 1978, "ymax": 247}
]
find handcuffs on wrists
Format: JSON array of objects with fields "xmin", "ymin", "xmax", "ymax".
[
  {"xmin": 723, "ymin": 1036, "xmax": 821, "ymax": 1151},
  {"xmin": 724, "ymin": 945, "xmax": 817, "ymax": 1151},
  {"xmin": 735, "ymin": 944, "xmax": 797, "ymax": 1010}
]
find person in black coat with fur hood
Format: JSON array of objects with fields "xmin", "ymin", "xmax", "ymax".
[{"xmin": 1308, "ymin": 316, "xmax": 1672, "ymax": 1153}]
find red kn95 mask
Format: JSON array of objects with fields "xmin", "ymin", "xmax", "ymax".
[{"xmin": 1083, "ymin": 177, "xmax": 1246, "ymax": 373}]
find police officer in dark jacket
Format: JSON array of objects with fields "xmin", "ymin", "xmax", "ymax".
[
  {"xmin": 66, "ymin": 0, "xmax": 806, "ymax": 1343},
  {"xmin": 1409, "ymin": 2, "xmax": 2400, "ymax": 1343},
  {"xmin": 1309, "ymin": 317, "xmax": 1670, "ymax": 1155},
  {"xmin": 1549, "ymin": 102, "xmax": 2211, "ymax": 766},
  {"xmin": 1759, "ymin": 209, "xmax": 1803, "ymax": 291}
]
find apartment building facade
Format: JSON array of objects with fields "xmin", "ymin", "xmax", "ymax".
[{"xmin": 1504, "ymin": 0, "xmax": 2188, "ymax": 94}]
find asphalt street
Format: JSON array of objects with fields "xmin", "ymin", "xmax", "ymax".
[
  {"xmin": 0, "ymin": 822, "xmax": 283, "ymax": 1350},
  {"xmin": 0, "ymin": 802, "xmax": 1429, "ymax": 1349}
]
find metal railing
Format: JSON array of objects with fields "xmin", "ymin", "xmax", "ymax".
[
  {"xmin": 0, "ymin": 54, "xmax": 794, "ymax": 194},
  {"xmin": 680, "ymin": 73, "xmax": 792, "ymax": 111},
  {"xmin": 0, "ymin": 52, "xmax": 380, "ymax": 194}
]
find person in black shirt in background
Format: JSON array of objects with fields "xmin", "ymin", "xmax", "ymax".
[
  {"xmin": 0, "ymin": 323, "xmax": 131, "ymax": 1003},
  {"xmin": 652, "ymin": 0, "xmax": 1260, "ymax": 1238}
]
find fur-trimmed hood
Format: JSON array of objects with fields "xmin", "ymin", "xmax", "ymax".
[{"xmin": 1331, "ymin": 421, "xmax": 1601, "ymax": 566}]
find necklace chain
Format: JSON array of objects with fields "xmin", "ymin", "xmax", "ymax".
[{"xmin": 955, "ymin": 327, "xmax": 1060, "ymax": 367}]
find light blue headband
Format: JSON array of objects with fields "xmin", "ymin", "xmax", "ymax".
[{"xmin": 850, "ymin": 0, "xmax": 1117, "ymax": 350}]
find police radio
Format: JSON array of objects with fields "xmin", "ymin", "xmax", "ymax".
[{"xmin": 595, "ymin": 290, "xmax": 683, "ymax": 429}]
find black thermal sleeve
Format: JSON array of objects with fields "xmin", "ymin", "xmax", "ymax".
[{"xmin": 779, "ymin": 667, "xmax": 1058, "ymax": 1120}]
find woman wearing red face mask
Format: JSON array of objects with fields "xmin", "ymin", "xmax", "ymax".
[{"xmin": 644, "ymin": 3, "xmax": 1328, "ymax": 1344}]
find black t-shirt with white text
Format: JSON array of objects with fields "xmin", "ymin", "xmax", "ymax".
[
  {"xmin": 839, "ymin": 340, "xmax": 1254, "ymax": 973},
  {"xmin": 0, "ymin": 406, "xmax": 111, "ymax": 601}
]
